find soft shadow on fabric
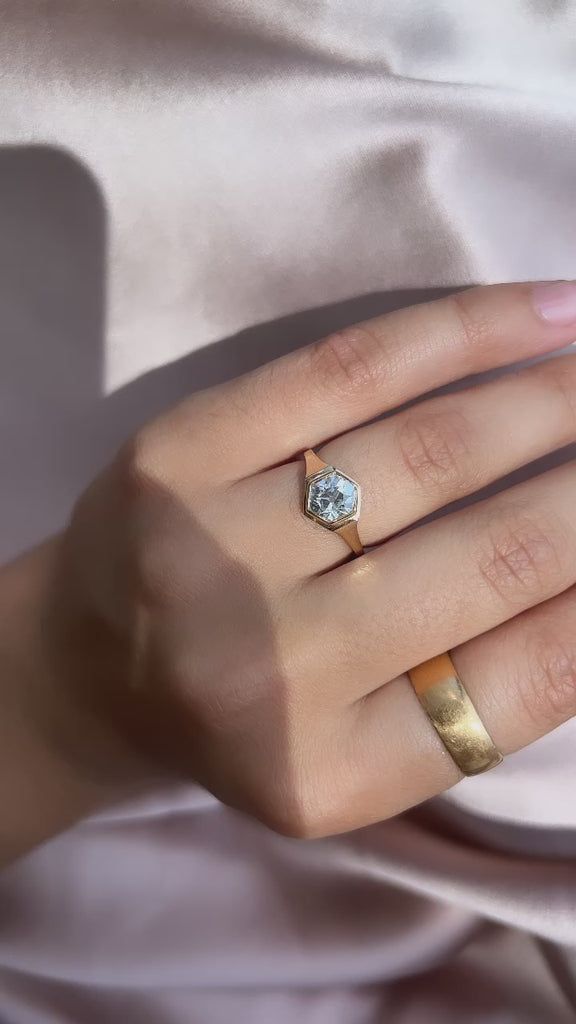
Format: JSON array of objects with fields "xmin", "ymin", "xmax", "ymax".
[
  {"xmin": 0, "ymin": 147, "xmax": 105, "ymax": 560},
  {"xmin": 0, "ymin": 144, "xmax": 455, "ymax": 559}
]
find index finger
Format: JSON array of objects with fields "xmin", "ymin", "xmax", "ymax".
[{"xmin": 163, "ymin": 281, "xmax": 576, "ymax": 482}]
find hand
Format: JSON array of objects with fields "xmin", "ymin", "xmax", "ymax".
[{"xmin": 47, "ymin": 282, "xmax": 576, "ymax": 838}]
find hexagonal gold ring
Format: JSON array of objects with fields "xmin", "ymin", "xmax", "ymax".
[{"xmin": 302, "ymin": 449, "xmax": 363, "ymax": 557}]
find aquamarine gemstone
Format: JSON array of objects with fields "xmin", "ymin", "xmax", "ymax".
[{"xmin": 307, "ymin": 470, "xmax": 358, "ymax": 524}]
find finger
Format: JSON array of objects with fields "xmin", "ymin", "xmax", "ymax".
[
  {"xmin": 326, "ymin": 585, "xmax": 576, "ymax": 836},
  {"xmin": 322, "ymin": 353, "xmax": 576, "ymax": 545},
  {"xmin": 293, "ymin": 462, "xmax": 576, "ymax": 701},
  {"xmin": 250, "ymin": 352, "xmax": 576, "ymax": 575},
  {"xmin": 157, "ymin": 281, "xmax": 576, "ymax": 482}
]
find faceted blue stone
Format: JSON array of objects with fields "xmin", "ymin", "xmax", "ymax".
[{"xmin": 307, "ymin": 470, "xmax": 358, "ymax": 524}]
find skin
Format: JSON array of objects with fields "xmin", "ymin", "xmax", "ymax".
[{"xmin": 2, "ymin": 281, "xmax": 576, "ymax": 867}]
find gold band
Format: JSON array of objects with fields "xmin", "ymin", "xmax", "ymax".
[
  {"xmin": 333, "ymin": 520, "xmax": 363, "ymax": 557},
  {"xmin": 408, "ymin": 653, "xmax": 503, "ymax": 776},
  {"xmin": 303, "ymin": 449, "xmax": 364, "ymax": 557}
]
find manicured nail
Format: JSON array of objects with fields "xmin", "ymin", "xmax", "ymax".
[{"xmin": 532, "ymin": 281, "xmax": 576, "ymax": 326}]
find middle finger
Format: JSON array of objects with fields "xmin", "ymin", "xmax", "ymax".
[{"xmin": 243, "ymin": 352, "xmax": 575, "ymax": 578}]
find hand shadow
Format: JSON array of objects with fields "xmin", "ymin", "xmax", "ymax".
[
  {"xmin": 0, "ymin": 146, "xmax": 105, "ymax": 561},
  {"xmin": 0, "ymin": 144, "xmax": 452, "ymax": 562}
]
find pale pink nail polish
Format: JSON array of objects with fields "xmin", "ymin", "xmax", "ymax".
[{"xmin": 532, "ymin": 281, "xmax": 576, "ymax": 326}]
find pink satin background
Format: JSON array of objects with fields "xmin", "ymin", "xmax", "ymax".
[{"xmin": 1, "ymin": 2, "xmax": 576, "ymax": 1021}]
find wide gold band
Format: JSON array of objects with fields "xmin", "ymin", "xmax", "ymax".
[{"xmin": 408, "ymin": 653, "xmax": 503, "ymax": 776}]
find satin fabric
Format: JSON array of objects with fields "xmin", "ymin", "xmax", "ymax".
[{"xmin": 1, "ymin": 2, "xmax": 576, "ymax": 1021}]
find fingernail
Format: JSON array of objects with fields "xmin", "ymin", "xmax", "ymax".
[{"xmin": 532, "ymin": 281, "xmax": 576, "ymax": 326}]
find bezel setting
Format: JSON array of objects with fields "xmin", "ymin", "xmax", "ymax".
[{"xmin": 303, "ymin": 465, "xmax": 361, "ymax": 531}]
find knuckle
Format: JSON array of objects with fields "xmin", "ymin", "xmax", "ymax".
[
  {"xmin": 119, "ymin": 428, "xmax": 167, "ymax": 504},
  {"xmin": 134, "ymin": 537, "xmax": 177, "ymax": 611},
  {"xmin": 477, "ymin": 509, "xmax": 564, "ymax": 605},
  {"xmin": 262, "ymin": 792, "xmax": 321, "ymax": 840},
  {"xmin": 397, "ymin": 408, "xmax": 473, "ymax": 492},
  {"xmin": 448, "ymin": 289, "xmax": 497, "ymax": 351},
  {"xmin": 523, "ymin": 632, "xmax": 576, "ymax": 727},
  {"xmin": 269, "ymin": 797, "xmax": 333, "ymax": 841},
  {"xmin": 260, "ymin": 762, "xmax": 341, "ymax": 840},
  {"xmin": 116, "ymin": 433, "xmax": 179, "ymax": 608},
  {"xmin": 311, "ymin": 325, "xmax": 386, "ymax": 400}
]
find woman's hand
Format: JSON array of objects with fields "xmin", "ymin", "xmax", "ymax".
[{"xmin": 7, "ymin": 281, "xmax": 576, "ymax": 855}]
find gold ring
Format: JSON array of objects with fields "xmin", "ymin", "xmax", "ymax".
[
  {"xmin": 408, "ymin": 652, "xmax": 503, "ymax": 776},
  {"xmin": 303, "ymin": 449, "xmax": 363, "ymax": 557}
]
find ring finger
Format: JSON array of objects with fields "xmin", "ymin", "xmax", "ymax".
[
  {"xmin": 290, "ymin": 461, "xmax": 576, "ymax": 702},
  {"xmin": 326, "ymin": 584, "xmax": 576, "ymax": 836}
]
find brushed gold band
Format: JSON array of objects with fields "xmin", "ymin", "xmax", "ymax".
[
  {"xmin": 303, "ymin": 449, "xmax": 364, "ymax": 557},
  {"xmin": 408, "ymin": 652, "xmax": 503, "ymax": 776}
]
